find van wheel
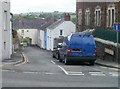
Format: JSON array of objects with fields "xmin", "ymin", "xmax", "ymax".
[
  {"xmin": 57, "ymin": 54, "xmax": 60, "ymax": 60},
  {"xmin": 64, "ymin": 57, "xmax": 69, "ymax": 65},
  {"xmin": 58, "ymin": 55, "xmax": 62, "ymax": 62},
  {"xmin": 52, "ymin": 54, "xmax": 55, "ymax": 58},
  {"xmin": 89, "ymin": 61, "xmax": 95, "ymax": 66}
]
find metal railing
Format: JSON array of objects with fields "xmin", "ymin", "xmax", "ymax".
[{"xmin": 94, "ymin": 27, "xmax": 120, "ymax": 43}]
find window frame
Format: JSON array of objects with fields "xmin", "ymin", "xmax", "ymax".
[
  {"xmin": 107, "ymin": 5, "xmax": 115, "ymax": 28},
  {"xmin": 85, "ymin": 8, "xmax": 90, "ymax": 26},
  {"xmin": 95, "ymin": 6, "xmax": 101, "ymax": 27},
  {"xmin": 4, "ymin": 10, "xmax": 7, "ymax": 31}
]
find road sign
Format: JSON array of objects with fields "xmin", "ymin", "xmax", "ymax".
[{"xmin": 114, "ymin": 22, "xmax": 120, "ymax": 30}]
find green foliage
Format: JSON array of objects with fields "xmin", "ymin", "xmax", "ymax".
[
  {"xmin": 13, "ymin": 12, "xmax": 76, "ymax": 20},
  {"xmin": 12, "ymin": 29, "xmax": 17, "ymax": 38},
  {"xmin": 22, "ymin": 37, "xmax": 29, "ymax": 43}
]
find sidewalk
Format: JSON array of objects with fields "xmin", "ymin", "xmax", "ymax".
[
  {"xmin": 2, "ymin": 50, "xmax": 23, "ymax": 65},
  {"xmin": 96, "ymin": 59, "xmax": 120, "ymax": 69}
]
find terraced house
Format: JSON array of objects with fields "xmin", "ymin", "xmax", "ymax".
[
  {"xmin": 0, "ymin": 0, "xmax": 12, "ymax": 60},
  {"xmin": 76, "ymin": 0, "xmax": 120, "ymax": 62}
]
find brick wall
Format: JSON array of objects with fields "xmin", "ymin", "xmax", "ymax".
[
  {"xmin": 76, "ymin": 2, "xmax": 120, "ymax": 31},
  {"xmin": 76, "ymin": 2, "xmax": 120, "ymax": 62}
]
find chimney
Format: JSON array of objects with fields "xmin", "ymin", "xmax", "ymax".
[{"xmin": 64, "ymin": 13, "xmax": 71, "ymax": 21}]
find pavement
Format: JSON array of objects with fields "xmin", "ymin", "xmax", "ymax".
[
  {"xmin": 2, "ymin": 50, "xmax": 24, "ymax": 66},
  {"xmin": 2, "ymin": 48, "xmax": 120, "ymax": 69},
  {"xmin": 96, "ymin": 59, "xmax": 120, "ymax": 69}
]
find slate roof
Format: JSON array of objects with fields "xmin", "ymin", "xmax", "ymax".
[
  {"xmin": 13, "ymin": 18, "xmax": 46, "ymax": 29},
  {"xmin": 40, "ymin": 19, "xmax": 56, "ymax": 31},
  {"xmin": 47, "ymin": 19, "xmax": 64, "ymax": 30}
]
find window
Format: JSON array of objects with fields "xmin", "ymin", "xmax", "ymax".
[
  {"xmin": 4, "ymin": 10, "xmax": 7, "ymax": 31},
  {"xmin": 107, "ymin": 5, "xmax": 115, "ymax": 27},
  {"xmin": 95, "ymin": 7, "xmax": 101, "ymax": 26},
  {"xmin": 85, "ymin": 9, "xmax": 90, "ymax": 26},
  {"xmin": 4, "ymin": 42, "xmax": 6, "ymax": 50},
  {"xmin": 21, "ymin": 30, "xmax": 24, "ymax": 36},
  {"xmin": 60, "ymin": 30, "xmax": 63, "ymax": 36},
  {"xmin": 78, "ymin": 9, "xmax": 82, "ymax": 25}
]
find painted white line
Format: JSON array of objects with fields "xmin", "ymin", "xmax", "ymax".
[
  {"xmin": 23, "ymin": 71, "xmax": 38, "ymax": 74},
  {"xmin": 89, "ymin": 72, "xmax": 106, "ymax": 76},
  {"xmin": 67, "ymin": 74, "xmax": 84, "ymax": 76},
  {"xmin": 45, "ymin": 72, "xmax": 56, "ymax": 75},
  {"xmin": 109, "ymin": 72, "xmax": 118, "ymax": 77},
  {"xmin": 0, "ymin": 65, "xmax": 3, "ymax": 67},
  {"xmin": 108, "ymin": 68, "xmax": 119, "ymax": 71},
  {"xmin": 90, "ymin": 73, "xmax": 106, "ymax": 76},
  {"xmin": 51, "ymin": 60, "xmax": 56, "ymax": 65},
  {"xmin": 2, "ymin": 70, "xmax": 9, "ymax": 72},
  {"xmin": 100, "ymin": 66, "xmax": 107, "ymax": 69},
  {"xmin": 67, "ymin": 71, "xmax": 82, "ymax": 74},
  {"xmin": 58, "ymin": 65, "xmax": 69, "ymax": 75},
  {"xmin": 89, "ymin": 72, "xmax": 103, "ymax": 74}
]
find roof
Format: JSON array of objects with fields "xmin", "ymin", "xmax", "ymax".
[
  {"xmin": 40, "ymin": 19, "xmax": 56, "ymax": 31},
  {"xmin": 47, "ymin": 19, "xmax": 64, "ymax": 30},
  {"xmin": 13, "ymin": 18, "xmax": 46, "ymax": 29}
]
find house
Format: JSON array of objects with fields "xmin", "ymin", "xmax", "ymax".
[
  {"xmin": 0, "ymin": 0, "xmax": 12, "ymax": 60},
  {"xmin": 76, "ymin": 0, "xmax": 120, "ymax": 62},
  {"xmin": 17, "ymin": 29, "xmax": 38, "ymax": 45},
  {"xmin": 46, "ymin": 13, "xmax": 76, "ymax": 51},
  {"xmin": 37, "ymin": 18, "xmax": 57, "ymax": 49},
  {"xmin": 13, "ymin": 18, "xmax": 46, "ymax": 45}
]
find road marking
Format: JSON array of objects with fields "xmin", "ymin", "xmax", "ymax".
[
  {"xmin": 100, "ymin": 66, "xmax": 107, "ymax": 69},
  {"xmin": 58, "ymin": 65, "xmax": 69, "ymax": 75},
  {"xmin": 67, "ymin": 74, "xmax": 84, "ymax": 76},
  {"xmin": 2, "ymin": 69, "xmax": 9, "ymax": 72},
  {"xmin": 67, "ymin": 71, "xmax": 83, "ymax": 74},
  {"xmin": 89, "ymin": 72, "xmax": 103, "ymax": 74},
  {"xmin": 89, "ymin": 72, "xmax": 106, "ymax": 76},
  {"xmin": 58, "ymin": 65, "xmax": 84, "ymax": 76},
  {"xmin": 0, "ymin": 65, "xmax": 3, "ymax": 67},
  {"xmin": 45, "ymin": 72, "xmax": 57, "ymax": 75},
  {"xmin": 109, "ymin": 72, "xmax": 119, "ymax": 77},
  {"xmin": 51, "ymin": 60, "xmax": 56, "ymax": 65},
  {"xmin": 108, "ymin": 68, "xmax": 119, "ymax": 71},
  {"xmin": 15, "ymin": 53, "xmax": 28, "ymax": 66},
  {"xmin": 23, "ymin": 71, "xmax": 38, "ymax": 74}
]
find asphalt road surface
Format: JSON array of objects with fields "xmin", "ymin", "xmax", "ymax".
[{"xmin": 2, "ymin": 46, "xmax": 119, "ymax": 88}]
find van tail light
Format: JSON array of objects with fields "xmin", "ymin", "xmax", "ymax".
[
  {"xmin": 67, "ymin": 48, "xmax": 71, "ymax": 54},
  {"xmin": 57, "ymin": 48, "xmax": 60, "ymax": 53},
  {"xmin": 94, "ymin": 48, "xmax": 97, "ymax": 56}
]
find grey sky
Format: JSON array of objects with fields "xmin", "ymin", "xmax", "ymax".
[{"xmin": 11, "ymin": 0, "xmax": 76, "ymax": 14}]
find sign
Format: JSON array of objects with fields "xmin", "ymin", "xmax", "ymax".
[{"xmin": 114, "ymin": 22, "xmax": 120, "ymax": 30}]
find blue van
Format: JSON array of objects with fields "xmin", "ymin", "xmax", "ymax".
[{"xmin": 59, "ymin": 33, "xmax": 96, "ymax": 65}]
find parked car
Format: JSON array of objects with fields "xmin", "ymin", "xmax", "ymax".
[
  {"xmin": 52, "ymin": 43, "xmax": 62, "ymax": 59},
  {"xmin": 59, "ymin": 33, "xmax": 97, "ymax": 65}
]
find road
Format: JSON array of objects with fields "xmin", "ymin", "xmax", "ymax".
[{"xmin": 2, "ymin": 47, "xmax": 119, "ymax": 88}]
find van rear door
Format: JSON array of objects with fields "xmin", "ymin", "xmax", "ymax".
[
  {"xmin": 69, "ymin": 34, "xmax": 84, "ymax": 56},
  {"xmin": 82, "ymin": 35, "xmax": 96, "ymax": 56}
]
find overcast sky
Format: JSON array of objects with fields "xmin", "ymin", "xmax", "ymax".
[{"xmin": 11, "ymin": 0, "xmax": 76, "ymax": 14}]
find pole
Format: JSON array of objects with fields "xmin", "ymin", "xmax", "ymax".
[{"xmin": 116, "ymin": 30, "xmax": 119, "ymax": 62}]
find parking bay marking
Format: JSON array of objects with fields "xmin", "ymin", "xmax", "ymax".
[
  {"xmin": 51, "ymin": 60, "xmax": 56, "ymax": 65},
  {"xmin": 58, "ymin": 65, "xmax": 84, "ymax": 76},
  {"xmin": 89, "ymin": 72, "xmax": 106, "ymax": 76}
]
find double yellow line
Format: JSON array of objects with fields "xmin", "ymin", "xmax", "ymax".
[
  {"xmin": 0, "ymin": 52, "xmax": 28, "ymax": 68},
  {"xmin": 14, "ymin": 52, "xmax": 28, "ymax": 66}
]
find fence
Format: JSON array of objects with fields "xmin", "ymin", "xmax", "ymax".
[{"xmin": 94, "ymin": 27, "xmax": 120, "ymax": 43}]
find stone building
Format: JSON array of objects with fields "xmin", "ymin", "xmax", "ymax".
[{"xmin": 76, "ymin": 0, "xmax": 120, "ymax": 62}]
